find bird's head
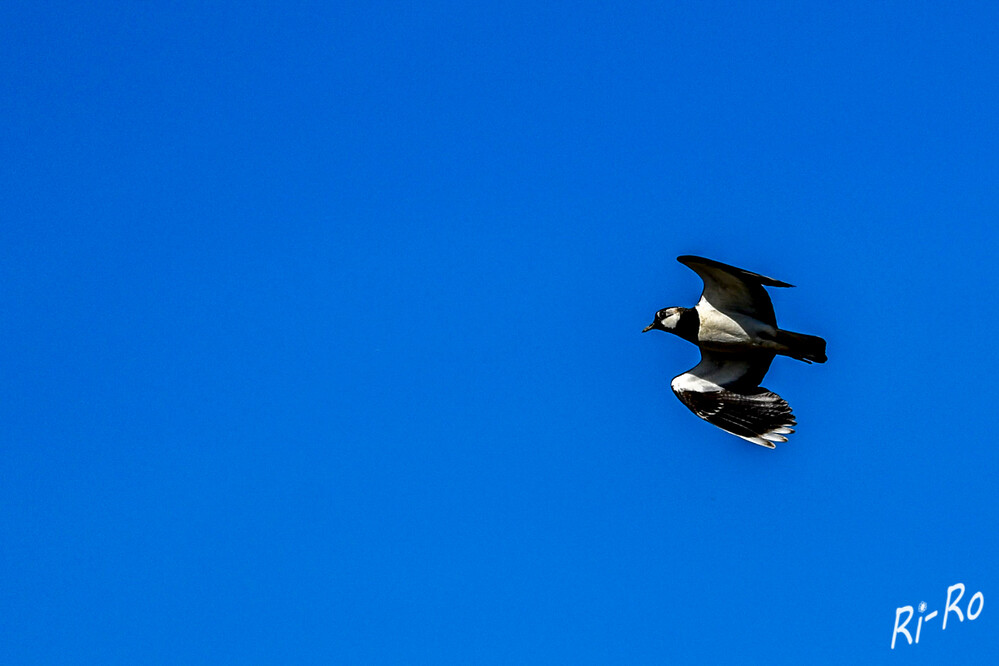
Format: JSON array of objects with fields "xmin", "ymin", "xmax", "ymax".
[{"xmin": 643, "ymin": 307, "xmax": 684, "ymax": 333}]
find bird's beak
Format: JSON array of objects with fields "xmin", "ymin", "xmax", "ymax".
[{"xmin": 642, "ymin": 323, "xmax": 654, "ymax": 333}]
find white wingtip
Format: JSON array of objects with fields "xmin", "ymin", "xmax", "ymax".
[{"xmin": 744, "ymin": 435, "xmax": 777, "ymax": 449}]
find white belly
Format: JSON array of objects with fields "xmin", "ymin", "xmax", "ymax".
[{"xmin": 696, "ymin": 305, "xmax": 776, "ymax": 348}]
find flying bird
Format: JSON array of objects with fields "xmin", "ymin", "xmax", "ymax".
[{"xmin": 643, "ymin": 255, "xmax": 826, "ymax": 448}]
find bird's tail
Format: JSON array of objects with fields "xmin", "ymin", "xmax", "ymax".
[{"xmin": 773, "ymin": 329, "xmax": 827, "ymax": 364}]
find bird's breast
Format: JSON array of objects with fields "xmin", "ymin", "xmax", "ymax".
[{"xmin": 695, "ymin": 306, "xmax": 775, "ymax": 348}]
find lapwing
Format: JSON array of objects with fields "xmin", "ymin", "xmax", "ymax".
[{"xmin": 644, "ymin": 255, "xmax": 826, "ymax": 448}]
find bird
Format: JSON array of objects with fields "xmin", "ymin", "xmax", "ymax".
[{"xmin": 643, "ymin": 255, "xmax": 826, "ymax": 448}]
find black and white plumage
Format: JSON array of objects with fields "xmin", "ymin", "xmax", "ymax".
[{"xmin": 644, "ymin": 255, "xmax": 826, "ymax": 448}]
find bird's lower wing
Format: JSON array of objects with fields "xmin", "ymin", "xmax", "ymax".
[{"xmin": 672, "ymin": 384, "xmax": 796, "ymax": 449}]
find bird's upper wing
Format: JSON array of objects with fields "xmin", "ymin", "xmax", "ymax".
[
  {"xmin": 677, "ymin": 255, "xmax": 792, "ymax": 327},
  {"xmin": 670, "ymin": 349, "xmax": 795, "ymax": 448}
]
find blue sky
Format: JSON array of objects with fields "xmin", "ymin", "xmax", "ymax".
[{"xmin": 3, "ymin": 2, "xmax": 998, "ymax": 663}]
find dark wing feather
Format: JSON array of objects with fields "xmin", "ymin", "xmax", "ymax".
[
  {"xmin": 677, "ymin": 255, "xmax": 792, "ymax": 326},
  {"xmin": 670, "ymin": 349, "xmax": 795, "ymax": 448},
  {"xmin": 674, "ymin": 387, "xmax": 795, "ymax": 449}
]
